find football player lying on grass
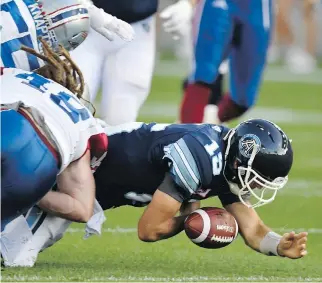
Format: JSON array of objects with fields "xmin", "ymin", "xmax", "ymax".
[{"xmin": 1, "ymin": 119, "xmax": 308, "ymax": 267}]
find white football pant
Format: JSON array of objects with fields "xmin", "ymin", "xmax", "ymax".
[
  {"xmin": 71, "ymin": 16, "xmax": 156, "ymax": 125},
  {"xmin": 1, "ymin": 209, "xmax": 71, "ymax": 267},
  {"xmin": 1, "ymin": 199, "xmax": 105, "ymax": 267}
]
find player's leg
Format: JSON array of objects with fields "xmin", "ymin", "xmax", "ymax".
[
  {"xmin": 1, "ymin": 206, "xmax": 71, "ymax": 267},
  {"xmin": 99, "ymin": 16, "xmax": 156, "ymax": 125},
  {"xmin": 218, "ymin": 0, "xmax": 273, "ymax": 122},
  {"xmin": 181, "ymin": 61, "xmax": 227, "ymax": 124},
  {"xmin": 23, "ymin": 206, "xmax": 71, "ymax": 252},
  {"xmin": 202, "ymin": 60, "xmax": 229, "ymax": 124},
  {"xmin": 202, "ymin": 76, "xmax": 224, "ymax": 124},
  {"xmin": 275, "ymin": 0, "xmax": 294, "ymax": 48},
  {"xmin": 303, "ymin": 0, "xmax": 318, "ymax": 58},
  {"xmin": 1, "ymin": 215, "xmax": 34, "ymax": 267},
  {"xmin": 1, "ymin": 109, "xmax": 59, "ymax": 230},
  {"xmin": 70, "ymin": 29, "xmax": 106, "ymax": 102},
  {"xmin": 180, "ymin": 0, "xmax": 233, "ymax": 123},
  {"xmin": 291, "ymin": 0, "xmax": 318, "ymax": 73}
]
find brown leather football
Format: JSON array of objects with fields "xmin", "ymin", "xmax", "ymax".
[{"xmin": 184, "ymin": 207, "xmax": 238, "ymax": 249}]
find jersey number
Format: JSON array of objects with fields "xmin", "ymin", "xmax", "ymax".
[
  {"xmin": 50, "ymin": 92, "xmax": 90, "ymax": 123},
  {"xmin": 204, "ymin": 140, "xmax": 223, "ymax": 176},
  {"xmin": 16, "ymin": 72, "xmax": 90, "ymax": 123}
]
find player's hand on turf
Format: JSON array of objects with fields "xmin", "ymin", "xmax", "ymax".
[
  {"xmin": 87, "ymin": 5, "xmax": 135, "ymax": 42},
  {"xmin": 159, "ymin": 0, "xmax": 193, "ymax": 40},
  {"xmin": 277, "ymin": 231, "xmax": 308, "ymax": 259}
]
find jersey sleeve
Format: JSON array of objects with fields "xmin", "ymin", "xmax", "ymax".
[
  {"xmin": 163, "ymin": 133, "xmax": 213, "ymax": 201},
  {"xmin": 157, "ymin": 173, "xmax": 187, "ymax": 203}
]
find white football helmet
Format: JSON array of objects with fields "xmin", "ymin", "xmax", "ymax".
[{"xmin": 39, "ymin": 0, "xmax": 90, "ymax": 51}]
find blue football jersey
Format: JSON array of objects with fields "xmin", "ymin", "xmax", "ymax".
[{"xmin": 95, "ymin": 122, "xmax": 240, "ymax": 209}]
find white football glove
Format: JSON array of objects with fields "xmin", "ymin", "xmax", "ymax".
[
  {"xmin": 86, "ymin": 4, "xmax": 135, "ymax": 42},
  {"xmin": 159, "ymin": 0, "xmax": 193, "ymax": 40}
]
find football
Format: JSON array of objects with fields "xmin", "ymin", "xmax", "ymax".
[{"xmin": 184, "ymin": 207, "xmax": 238, "ymax": 249}]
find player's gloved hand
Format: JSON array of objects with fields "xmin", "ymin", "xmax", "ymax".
[
  {"xmin": 277, "ymin": 231, "xmax": 308, "ymax": 259},
  {"xmin": 159, "ymin": 0, "xmax": 193, "ymax": 40},
  {"xmin": 87, "ymin": 5, "xmax": 135, "ymax": 42}
]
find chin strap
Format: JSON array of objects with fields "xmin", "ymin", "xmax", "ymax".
[{"xmin": 244, "ymin": 143, "xmax": 259, "ymax": 183}]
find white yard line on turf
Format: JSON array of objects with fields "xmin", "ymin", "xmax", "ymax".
[
  {"xmin": 2, "ymin": 275, "xmax": 322, "ymax": 282},
  {"xmin": 139, "ymin": 102, "xmax": 322, "ymax": 125},
  {"xmin": 280, "ymin": 180, "xmax": 322, "ymax": 197},
  {"xmin": 65, "ymin": 227, "xmax": 322, "ymax": 234},
  {"xmin": 63, "ymin": 178, "xmax": 321, "ymax": 234},
  {"xmin": 154, "ymin": 61, "xmax": 322, "ymax": 85},
  {"xmin": 64, "ymin": 179, "xmax": 322, "ymax": 234}
]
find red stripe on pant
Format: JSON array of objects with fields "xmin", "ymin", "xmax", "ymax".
[{"xmin": 180, "ymin": 83, "xmax": 210, "ymax": 123}]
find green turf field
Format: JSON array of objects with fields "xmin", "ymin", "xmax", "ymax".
[{"xmin": 2, "ymin": 75, "xmax": 322, "ymax": 282}]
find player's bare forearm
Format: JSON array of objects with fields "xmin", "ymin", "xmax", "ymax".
[
  {"xmin": 38, "ymin": 191, "xmax": 90, "ymax": 222},
  {"xmin": 159, "ymin": 200, "xmax": 201, "ymax": 240},
  {"xmin": 242, "ymin": 221, "xmax": 272, "ymax": 252},
  {"xmin": 225, "ymin": 202, "xmax": 272, "ymax": 252},
  {"xmin": 138, "ymin": 187, "xmax": 185, "ymax": 242},
  {"xmin": 225, "ymin": 202, "xmax": 308, "ymax": 258},
  {"xmin": 38, "ymin": 150, "xmax": 95, "ymax": 222},
  {"xmin": 144, "ymin": 201, "xmax": 201, "ymax": 241},
  {"xmin": 154, "ymin": 215, "xmax": 188, "ymax": 241},
  {"xmin": 139, "ymin": 202, "xmax": 200, "ymax": 242},
  {"xmin": 138, "ymin": 174, "xmax": 201, "ymax": 242}
]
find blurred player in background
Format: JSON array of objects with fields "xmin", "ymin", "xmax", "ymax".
[
  {"xmin": 159, "ymin": 0, "xmax": 229, "ymax": 124},
  {"xmin": 70, "ymin": 0, "xmax": 158, "ymax": 125},
  {"xmin": 2, "ymin": 119, "xmax": 308, "ymax": 267},
  {"xmin": 201, "ymin": 61, "xmax": 229, "ymax": 124},
  {"xmin": 1, "ymin": 41, "xmax": 108, "ymax": 232},
  {"xmin": 180, "ymin": 0, "xmax": 274, "ymax": 125},
  {"xmin": 268, "ymin": 0, "xmax": 318, "ymax": 73},
  {"xmin": 0, "ymin": 0, "xmax": 134, "ymax": 71},
  {"xmin": 70, "ymin": 0, "xmax": 194, "ymax": 125}
]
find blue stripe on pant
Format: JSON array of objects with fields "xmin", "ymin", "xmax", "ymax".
[
  {"xmin": 189, "ymin": 0, "xmax": 273, "ymax": 107},
  {"xmin": 1, "ymin": 109, "xmax": 59, "ymax": 230},
  {"xmin": 229, "ymin": 0, "xmax": 273, "ymax": 107},
  {"xmin": 189, "ymin": 0, "xmax": 233, "ymax": 84}
]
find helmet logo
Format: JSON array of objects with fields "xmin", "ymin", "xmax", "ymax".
[{"xmin": 238, "ymin": 134, "xmax": 261, "ymax": 158}]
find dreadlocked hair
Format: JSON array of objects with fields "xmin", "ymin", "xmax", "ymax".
[{"xmin": 21, "ymin": 38, "xmax": 96, "ymax": 115}]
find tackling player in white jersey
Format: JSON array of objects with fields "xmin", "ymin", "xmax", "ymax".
[
  {"xmin": 0, "ymin": 42, "xmax": 109, "ymax": 232},
  {"xmin": 0, "ymin": 0, "xmax": 134, "ymax": 71},
  {"xmin": 1, "ymin": 0, "xmax": 134, "ymax": 226}
]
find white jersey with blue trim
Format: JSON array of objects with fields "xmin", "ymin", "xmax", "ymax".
[
  {"xmin": 0, "ymin": 0, "xmax": 56, "ymax": 70},
  {"xmin": 1, "ymin": 68, "xmax": 105, "ymax": 172}
]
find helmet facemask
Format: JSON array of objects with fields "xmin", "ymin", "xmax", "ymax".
[
  {"xmin": 223, "ymin": 129, "xmax": 289, "ymax": 208},
  {"xmin": 39, "ymin": 0, "xmax": 90, "ymax": 52}
]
